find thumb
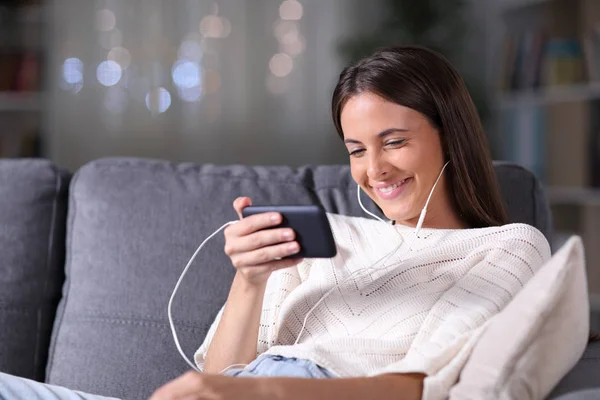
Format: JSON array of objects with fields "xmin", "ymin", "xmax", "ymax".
[{"xmin": 233, "ymin": 197, "xmax": 252, "ymax": 220}]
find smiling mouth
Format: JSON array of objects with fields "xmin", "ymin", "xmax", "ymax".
[{"xmin": 375, "ymin": 178, "xmax": 410, "ymax": 193}]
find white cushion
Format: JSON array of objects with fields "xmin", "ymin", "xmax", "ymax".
[{"xmin": 449, "ymin": 236, "xmax": 590, "ymax": 400}]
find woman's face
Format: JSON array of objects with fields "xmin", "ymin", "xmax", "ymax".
[{"xmin": 340, "ymin": 92, "xmax": 456, "ymax": 227}]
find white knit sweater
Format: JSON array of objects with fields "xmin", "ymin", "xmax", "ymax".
[{"xmin": 195, "ymin": 213, "xmax": 551, "ymax": 400}]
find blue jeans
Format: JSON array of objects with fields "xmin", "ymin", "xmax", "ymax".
[
  {"xmin": 223, "ymin": 354, "xmax": 335, "ymax": 378},
  {"xmin": 0, "ymin": 355, "xmax": 333, "ymax": 399}
]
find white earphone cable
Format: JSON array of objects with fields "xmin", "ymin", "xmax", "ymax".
[{"xmin": 168, "ymin": 220, "xmax": 238, "ymax": 373}]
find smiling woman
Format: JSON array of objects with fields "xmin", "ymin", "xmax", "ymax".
[{"xmin": 332, "ymin": 46, "xmax": 508, "ymax": 230}]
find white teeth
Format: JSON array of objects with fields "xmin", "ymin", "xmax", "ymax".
[{"xmin": 377, "ymin": 178, "xmax": 408, "ymax": 193}]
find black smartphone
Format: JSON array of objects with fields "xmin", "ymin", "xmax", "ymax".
[{"xmin": 241, "ymin": 205, "xmax": 337, "ymax": 259}]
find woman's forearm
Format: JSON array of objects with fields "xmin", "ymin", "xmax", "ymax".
[
  {"xmin": 259, "ymin": 374, "xmax": 425, "ymax": 400},
  {"xmin": 203, "ymin": 271, "xmax": 267, "ymax": 374}
]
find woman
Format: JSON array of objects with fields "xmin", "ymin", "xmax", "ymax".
[
  {"xmin": 0, "ymin": 46, "xmax": 550, "ymax": 400},
  {"xmin": 150, "ymin": 45, "xmax": 550, "ymax": 399}
]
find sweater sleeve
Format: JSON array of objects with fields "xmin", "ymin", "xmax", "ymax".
[
  {"xmin": 193, "ymin": 258, "xmax": 314, "ymax": 371},
  {"xmin": 373, "ymin": 224, "xmax": 551, "ymax": 400}
]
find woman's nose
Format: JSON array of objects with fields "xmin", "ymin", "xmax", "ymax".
[{"xmin": 366, "ymin": 153, "xmax": 390, "ymax": 180}]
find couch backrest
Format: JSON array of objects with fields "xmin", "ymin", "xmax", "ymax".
[
  {"xmin": 42, "ymin": 157, "xmax": 552, "ymax": 400},
  {"xmin": 0, "ymin": 159, "xmax": 70, "ymax": 381}
]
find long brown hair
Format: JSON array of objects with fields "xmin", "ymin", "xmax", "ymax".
[{"xmin": 331, "ymin": 45, "xmax": 508, "ymax": 228}]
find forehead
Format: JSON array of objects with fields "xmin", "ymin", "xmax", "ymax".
[{"xmin": 340, "ymin": 93, "xmax": 426, "ymax": 133}]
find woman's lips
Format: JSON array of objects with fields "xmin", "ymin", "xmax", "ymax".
[{"xmin": 372, "ymin": 177, "xmax": 412, "ymax": 200}]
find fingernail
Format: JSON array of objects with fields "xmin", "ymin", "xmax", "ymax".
[
  {"xmin": 282, "ymin": 230, "xmax": 293, "ymax": 239},
  {"xmin": 271, "ymin": 213, "xmax": 280, "ymax": 222},
  {"xmin": 288, "ymin": 242, "xmax": 299, "ymax": 252}
]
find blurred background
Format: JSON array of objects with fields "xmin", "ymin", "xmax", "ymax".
[{"xmin": 0, "ymin": 0, "xmax": 598, "ymax": 325}]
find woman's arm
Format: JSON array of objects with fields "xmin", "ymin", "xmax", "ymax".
[
  {"xmin": 202, "ymin": 197, "xmax": 303, "ymax": 373},
  {"xmin": 149, "ymin": 372, "xmax": 425, "ymax": 400},
  {"xmin": 203, "ymin": 271, "xmax": 267, "ymax": 373},
  {"xmin": 264, "ymin": 373, "xmax": 425, "ymax": 400}
]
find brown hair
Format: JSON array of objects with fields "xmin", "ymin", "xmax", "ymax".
[{"xmin": 331, "ymin": 45, "xmax": 508, "ymax": 228}]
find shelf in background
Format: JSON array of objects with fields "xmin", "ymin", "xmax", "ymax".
[
  {"xmin": 0, "ymin": 92, "xmax": 42, "ymax": 111},
  {"xmin": 547, "ymin": 186, "xmax": 600, "ymax": 206},
  {"xmin": 497, "ymin": 82, "xmax": 600, "ymax": 108}
]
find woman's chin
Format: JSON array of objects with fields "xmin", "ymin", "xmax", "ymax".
[{"xmin": 382, "ymin": 209, "xmax": 418, "ymax": 225}]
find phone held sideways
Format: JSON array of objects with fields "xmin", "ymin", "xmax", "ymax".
[{"xmin": 241, "ymin": 205, "xmax": 337, "ymax": 259}]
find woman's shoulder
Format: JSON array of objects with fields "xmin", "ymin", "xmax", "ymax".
[{"xmin": 470, "ymin": 222, "xmax": 552, "ymax": 261}]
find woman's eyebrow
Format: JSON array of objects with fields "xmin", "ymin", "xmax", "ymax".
[{"xmin": 343, "ymin": 128, "xmax": 409, "ymax": 144}]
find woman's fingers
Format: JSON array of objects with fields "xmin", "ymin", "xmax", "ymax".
[
  {"xmin": 225, "ymin": 211, "xmax": 282, "ymax": 238},
  {"xmin": 230, "ymin": 241, "xmax": 300, "ymax": 268},
  {"xmin": 233, "ymin": 196, "xmax": 252, "ymax": 220},
  {"xmin": 225, "ymin": 227, "xmax": 295, "ymax": 255}
]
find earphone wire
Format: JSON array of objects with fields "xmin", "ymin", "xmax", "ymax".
[{"xmin": 168, "ymin": 220, "xmax": 238, "ymax": 373}]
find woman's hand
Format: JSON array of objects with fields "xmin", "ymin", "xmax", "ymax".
[
  {"xmin": 223, "ymin": 197, "xmax": 304, "ymax": 286},
  {"xmin": 148, "ymin": 372, "xmax": 268, "ymax": 400}
]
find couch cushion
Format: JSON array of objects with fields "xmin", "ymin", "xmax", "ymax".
[
  {"xmin": 449, "ymin": 236, "xmax": 589, "ymax": 400},
  {"xmin": 45, "ymin": 157, "xmax": 552, "ymax": 400},
  {"xmin": 0, "ymin": 159, "xmax": 70, "ymax": 381}
]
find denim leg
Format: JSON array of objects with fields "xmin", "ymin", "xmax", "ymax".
[
  {"xmin": 0, "ymin": 373, "xmax": 119, "ymax": 400},
  {"xmin": 223, "ymin": 355, "xmax": 335, "ymax": 379}
]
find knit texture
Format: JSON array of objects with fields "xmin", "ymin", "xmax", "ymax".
[{"xmin": 195, "ymin": 213, "xmax": 551, "ymax": 400}]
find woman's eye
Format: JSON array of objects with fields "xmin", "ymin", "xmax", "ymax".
[
  {"xmin": 349, "ymin": 149, "xmax": 365, "ymax": 157},
  {"xmin": 386, "ymin": 140, "xmax": 405, "ymax": 147}
]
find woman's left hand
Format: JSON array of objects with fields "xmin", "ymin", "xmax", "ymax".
[{"xmin": 148, "ymin": 372, "xmax": 268, "ymax": 400}]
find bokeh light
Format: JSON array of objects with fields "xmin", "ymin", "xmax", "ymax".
[
  {"xmin": 95, "ymin": 9, "xmax": 116, "ymax": 32},
  {"xmin": 279, "ymin": 0, "xmax": 303, "ymax": 21},
  {"xmin": 269, "ymin": 53, "xmax": 293, "ymax": 77},
  {"xmin": 273, "ymin": 20, "xmax": 299, "ymax": 45},
  {"xmin": 107, "ymin": 47, "xmax": 131, "ymax": 69},
  {"xmin": 280, "ymin": 33, "xmax": 305, "ymax": 57},
  {"xmin": 62, "ymin": 57, "xmax": 84, "ymax": 84},
  {"xmin": 200, "ymin": 15, "xmax": 231, "ymax": 38},
  {"xmin": 178, "ymin": 86, "xmax": 203, "ymax": 103},
  {"xmin": 178, "ymin": 40, "xmax": 203, "ymax": 61},
  {"xmin": 172, "ymin": 60, "xmax": 203, "ymax": 90},
  {"xmin": 96, "ymin": 60, "xmax": 122, "ymax": 87},
  {"xmin": 145, "ymin": 87, "xmax": 171, "ymax": 114}
]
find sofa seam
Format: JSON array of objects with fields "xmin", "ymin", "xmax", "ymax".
[
  {"xmin": 34, "ymin": 163, "xmax": 61, "ymax": 380},
  {"xmin": 44, "ymin": 166, "xmax": 78, "ymax": 382}
]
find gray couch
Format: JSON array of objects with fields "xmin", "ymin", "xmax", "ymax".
[{"xmin": 0, "ymin": 157, "xmax": 598, "ymax": 400}]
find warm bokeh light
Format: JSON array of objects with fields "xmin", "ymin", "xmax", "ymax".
[
  {"xmin": 269, "ymin": 53, "xmax": 293, "ymax": 77},
  {"xmin": 95, "ymin": 9, "xmax": 116, "ymax": 32},
  {"xmin": 280, "ymin": 33, "xmax": 305, "ymax": 56},
  {"xmin": 107, "ymin": 47, "xmax": 131, "ymax": 69},
  {"xmin": 273, "ymin": 20, "xmax": 299, "ymax": 45},
  {"xmin": 279, "ymin": 0, "xmax": 303, "ymax": 21},
  {"xmin": 200, "ymin": 15, "xmax": 231, "ymax": 39}
]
